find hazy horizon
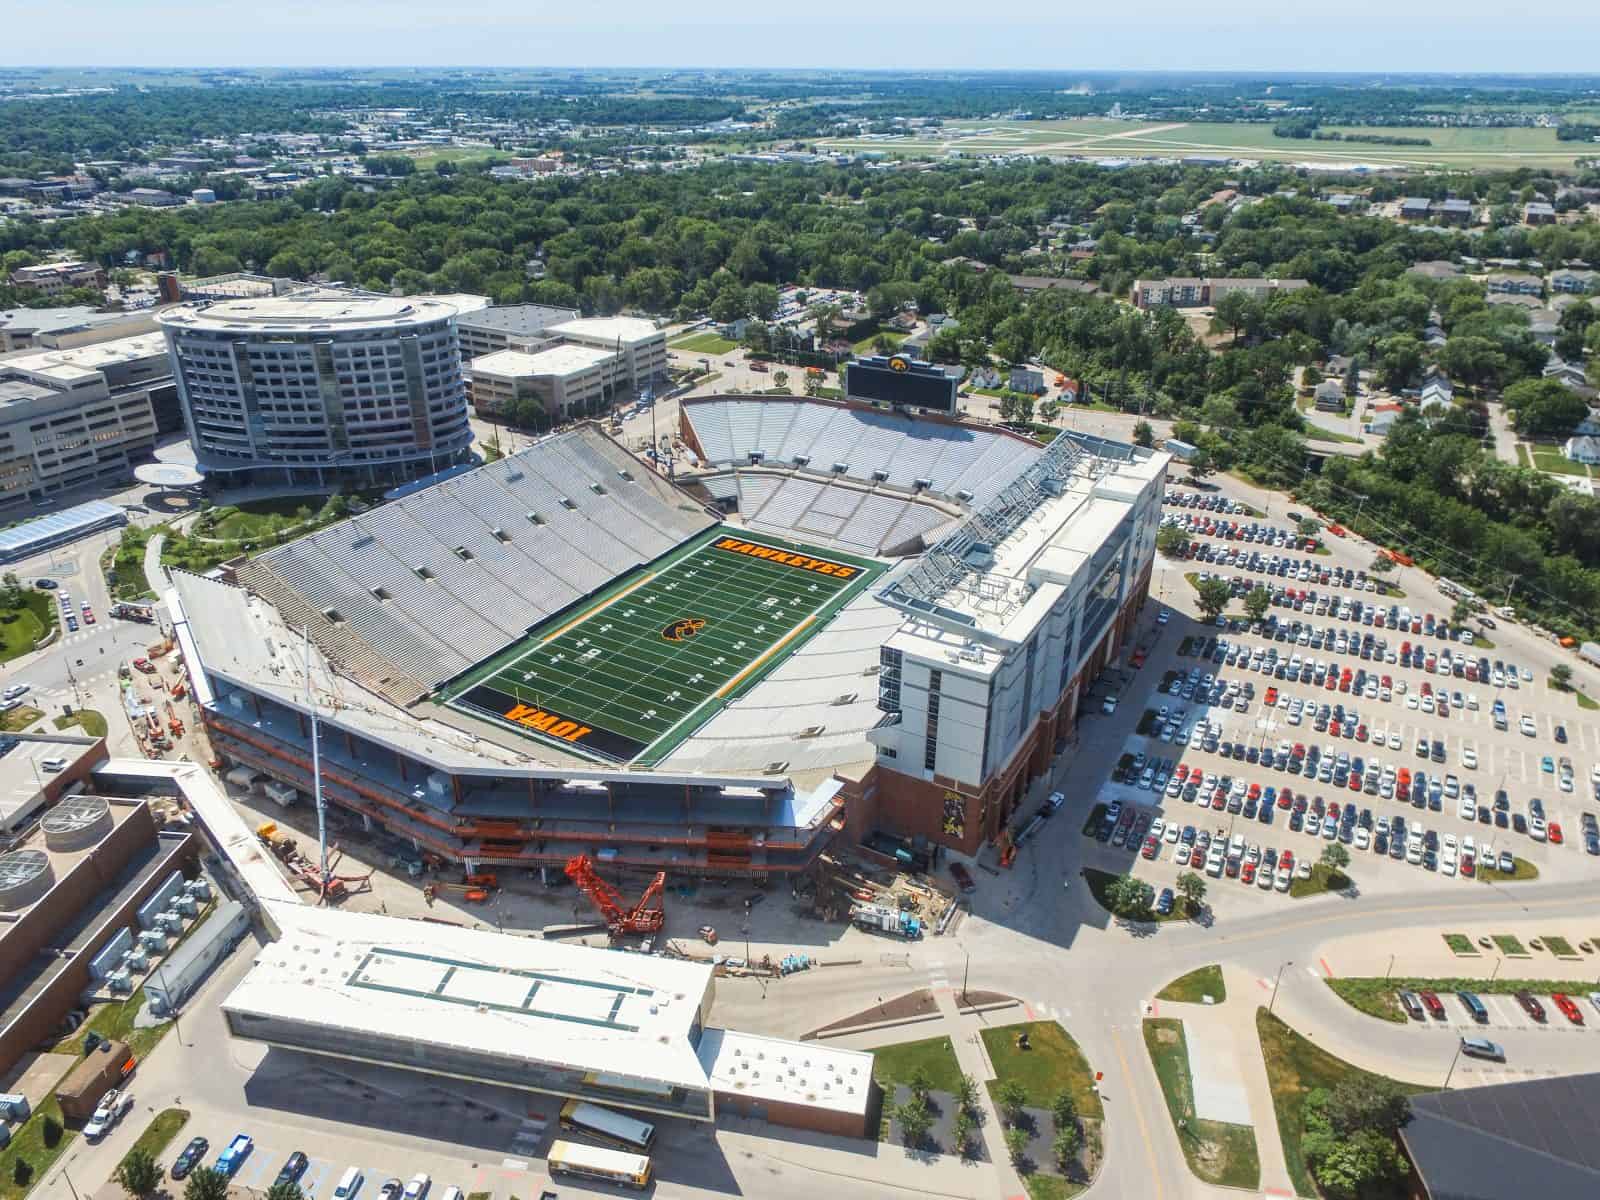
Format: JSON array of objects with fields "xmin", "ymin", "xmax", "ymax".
[{"xmin": 5, "ymin": 2, "xmax": 1600, "ymax": 75}]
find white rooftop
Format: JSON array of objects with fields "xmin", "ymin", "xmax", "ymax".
[
  {"xmin": 0, "ymin": 332, "xmax": 169, "ymax": 384},
  {"xmin": 157, "ymin": 291, "xmax": 459, "ymax": 334},
  {"xmin": 470, "ymin": 343, "xmax": 617, "ymax": 379},
  {"xmin": 697, "ymin": 1027, "xmax": 874, "ymax": 1117},
  {"xmin": 225, "ymin": 902, "xmax": 716, "ymax": 1094},
  {"xmin": 550, "ymin": 316, "xmax": 662, "ymax": 347}
]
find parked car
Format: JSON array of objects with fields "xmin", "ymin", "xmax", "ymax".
[
  {"xmin": 1397, "ymin": 990, "xmax": 1427, "ymax": 1021},
  {"xmin": 84, "ymin": 1089, "xmax": 133, "ymax": 1140},
  {"xmin": 1459, "ymin": 1037, "xmax": 1505, "ymax": 1062},
  {"xmin": 1514, "ymin": 991, "xmax": 1547, "ymax": 1022},
  {"xmin": 172, "ymin": 1137, "xmax": 209, "ymax": 1179}
]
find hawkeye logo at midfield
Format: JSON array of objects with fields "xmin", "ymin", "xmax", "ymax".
[
  {"xmin": 501, "ymin": 703, "xmax": 593, "ymax": 744},
  {"xmin": 713, "ymin": 537, "xmax": 858, "ymax": 579},
  {"xmin": 662, "ymin": 617, "xmax": 706, "ymax": 642}
]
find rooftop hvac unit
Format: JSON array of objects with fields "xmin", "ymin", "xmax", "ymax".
[
  {"xmin": 184, "ymin": 878, "xmax": 212, "ymax": 900},
  {"xmin": 139, "ymin": 929, "xmax": 169, "ymax": 950},
  {"xmin": 154, "ymin": 911, "xmax": 183, "ymax": 933},
  {"xmin": 913, "ymin": 477, "xmax": 931, "ymax": 490},
  {"xmin": 124, "ymin": 947, "xmax": 150, "ymax": 972},
  {"xmin": 172, "ymin": 894, "xmax": 198, "ymax": 916},
  {"xmin": 797, "ymin": 725, "xmax": 826, "ymax": 738},
  {"xmin": 831, "ymin": 462, "xmax": 849, "ymax": 474},
  {"xmin": 793, "ymin": 454, "xmax": 809, "ymax": 467},
  {"xmin": 871, "ymin": 468, "xmax": 889, "ymax": 482},
  {"xmin": 106, "ymin": 969, "xmax": 133, "ymax": 995}
]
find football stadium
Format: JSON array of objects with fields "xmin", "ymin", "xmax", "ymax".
[{"xmin": 169, "ymin": 389, "xmax": 1167, "ymax": 879}]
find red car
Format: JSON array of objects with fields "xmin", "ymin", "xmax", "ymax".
[
  {"xmin": 1264, "ymin": 687, "xmax": 1279, "ymax": 706},
  {"xmin": 1348, "ymin": 773, "xmax": 1362, "ymax": 792},
  {"xmin": 1420, "ymin": 990, "xmax": 1446, "ymax": 1019},
  {"xmin": 1553, "ymin": 994, "xmax": 1584, "ymax": 1025},
  {"xmin": 1142, "ymin": 835, "xmax": 1160, "ymax": 859},
  {"xmin": 1241, "ymin": 861, "xmax": 1256, "ymax": 885},
  {"xmin": 1277, "ymin": 787, "xmax": 1294, "ymax": 809},
  {"xmin": 1280, "ymin": 850, "xmax": 1294, "ymax": 874},
  {"xmin": 1325, "ymin": 674, "xmax": 1338, "ymax": 691},
  {"xmin": 1461, "ymin": 853, "xmax": 1475, "ymax": 877},
  {"xmin": 1248, "ymin": 782, "xmax": 1262, "ymax": 801},
  {"xmin": 1355, "ymin": 724, "xmax": 1368, "ymax": 742},
  {"xmin": 1549, "ymin": 822, "xmax": 1563, "ymax": 844}
]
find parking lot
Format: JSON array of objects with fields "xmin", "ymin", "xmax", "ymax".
[{"xmin": 1087, "ymin": 485, "xmax": 1600, "ymax": 905}]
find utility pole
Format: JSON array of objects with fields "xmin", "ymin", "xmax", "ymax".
[
  {"xmin": 1269, "ymin": 959, "xmax": 1294, "ymax": 1014},
  {"xmin": 1443, "ymin": 1038, "xmax": 1465, "ymax": 1088}
]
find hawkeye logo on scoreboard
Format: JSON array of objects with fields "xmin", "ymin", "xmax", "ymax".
[
  {"xmin": 501, "ymin": 703, "xmax": 593, "ymax": 744},
  {"xmin": 662, "ymin": 617, "xmax": 706, "ymax": 642},
  {"xmin": 713, "ymin": 537, "xmax": 858, "ymax": 580},
  {"xmin": 888, "ymin": 355, "xmax": 911, "ymax": 372}
]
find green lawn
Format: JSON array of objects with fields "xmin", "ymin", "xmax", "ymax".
[
  {"xmin": 0, "ymin": 589, "xmax": 52, "ymax": 662},
  {"xmin": 1532, "ymin": 450, "xmax": 1590, "ymax": 477},
  {"xmin": 1256, "ymin": 1008, "xmax": 1427, "ymax": 1199},
  {"xmin": 203, "ymin": 495, "xmax": 330, "ymax": 540},
  {"xmin": 1022, "ymin": 1176, "xmax": 1084, "ymax": 1200},
  {"xmin": 1443, "ymin": 933, "xmax": 1478, "ymax": 956},
  {"xmin": 1514, "ymin": 443, "xmax": 1532, "ymax": 467},
  {"xmin": 53, "ymin": 709, "xmax": 108, "ymax": 738},
  {"xmin": 851, "ymin": 328, "xmax": 907, "ymax": 354},
  {"xmin": 1492, "ymin": 934, "xmax": 1529, "ymax": 956},
  {"xmin": 1477, "ymin": 857, "xmax": 1540, "ymax": 883},
  {"xmin": 980, "ymin": 1021, "xmax": 1103, "ymax": 1119},
  {"xmin": 1327, "ymin": 974, "xmax": 1600, "ymax": 1024},
  {"xmin": 1082, "ymin": 868, "xmax": 1196, "ymax": 923},
  {"xmin": 1541, "ymin": 935, "xmax": 1579, "ymax": 958},
  {"xmin": 105, "ymin": 526, "xmax": 158, "ymax": 601},
  {"xmin": 1142, "ymin": 1019, "xmax": 1260, "ymax": 1189},
  {"xmin": 870, "ymin": 1035, "xmax": 965, "ymax": 1095},
  {"xmin": 1157, "ymin": 965, "xmax": 1226, "ymax": 1004},
  {"xmin": 0, "ymin": 1090, "xmax": 72, "ymax": 1200},
  {"xmin": 122, "ymin": 1107, "xmax": 190, "ymax": 1169},
  {"xmin": 52, "ymin": 986, "xmax": 173, "ymax": 1061},
  {"xmin": 668, "ymin": 331, "xmax": 737, "ymax": 354},
  {"xmin": 1288, "ymin": 862, "xmax": 1349, "ymax": 898},
  {"xmin": 0, "ymin": 705, "xmax": 43, "ymax": 733}
]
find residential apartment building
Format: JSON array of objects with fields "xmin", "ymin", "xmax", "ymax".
[
  {"xmin": 1129, "ymin": 276, "xmax": 1309, "ymax": 310},
  {"xmin": 0, "ymin": 333, "xmax": 170, "ymax": 509},
  {"xmin": 9, "ymin": 262, "xmax": 106, "ymax": 298},
  {"xmin": 1550, "ymin": 269, "xmax": 1598, "ymax": 294},
  {"xmin": 1485, "ymin": 272, "xmax": 1543, "ymax": 296},
  {"xmin": 1524, "ymin": 202, "xmax": 1557, "ymax": 226}
]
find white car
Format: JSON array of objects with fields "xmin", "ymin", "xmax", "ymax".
[
  {"xmin": 1530, "ymin": 816, "xmax": 1547, "ymax": 842},
  {"xmin": 404, "ymin": 1175, "xmax": 432, "ymax": 1200},
  {"xmin": 1387, "ymin": 730, "xmax": 1402, "ymax": 750},
  {"xmin": 1406, "ymin": 693, "xmax": 1419, "ymax": 709},
  {"xmin": 1354, "ymin": 827, "xmax": 1371, "ymax": 850},
  {"xmin": 0, "ymin": 683, "xmax": 28, "ymax": 701},
  {"xmin": 1461, "ymin": 746, "xmax": 1477, "ymax": 770},
  {"xmin": 84, "ymin": 1090, "xmax": 132, "ymax": 1140},
  {"xmin": 1519, "ymin": 715, "xmax": 1537, "ymax": 737},
  {"xmin": 1459, "ymin": 797, "xmax": 1475, "ymax": 820}
]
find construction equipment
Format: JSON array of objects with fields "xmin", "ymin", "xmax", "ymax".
[
  {"xmin": 423, "ymin": 882, "xmax": 494, "ymax": 905},
  {"xmin": 147, "ymin": 638, "xmax": 174, "ymax": 659},
  {"xmin": 255, "ymin": 820, "xmax": 352, "ymax": 901},
  {"xmin": 698, "ymin": 925, "xmax": 718, "ymax": 945},
  {"xmin": 564, "ymin": 854, "xmax": 666, "ymax": 936},
  {"xmin": 850, "ymin": 902, "xmax": 922, "ymax": 939},
  {"xmin": 165, "ymin": 701, "xmax": 184, "ymax": 738}
]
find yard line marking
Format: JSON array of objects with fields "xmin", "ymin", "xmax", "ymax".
[{"xmin": 538, "ymin": 571, "xmax": 660, "ymax": 644}]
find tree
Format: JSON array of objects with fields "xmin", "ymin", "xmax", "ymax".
[
  {"xmin": 1195, "ymin": 576, "xmax": 1232, "ymax": 622},
  {"xmin": 1211, "ymin": 291, "xmax": 1263, "ymax": 343},
  {"xmin": 266, "ymin": 1184, "xmax": 305, "ymax": 1200},
  {"xmin": 1102, "ymin": 873, "xmax": 1153, "ymax": 917},
  {"xmin": 772, "ymin": 369, "xmax": 788, "ymax": 390},
  {"xmin": 1050, "ymin": 1089, "xmax": 1077, "ymax": 1128},
  {"xmin": 1319, "ymin": 1076, "xmax": 1412, "ymax": 1137},
  {"xmin": 1374, "ymin": 334, "xmax": 1424, "ymax": 393},
  {"xmin": 1175, "ymin": 869, "xmax": 1207, "ymax": 908},
  {"xmin": 1343, "ymin": 355, "xmax": 1361, "ymax": 399},
  {"xmin": 1133, "ymin": 420, "xmax": 1155, "ymax": 448},
  {"xmin": 116, "ymin": 1149, "xmax": 161, "ymax": 1197},
  {"xmin": 908, "ymin": 1066, "xmax": 933, "ymax": 1102},
  {"xmin": 952, "ymin": 1107, "xmax": 976, "ymax": 1155},
  {"xmin": 1303, "ymin": 1127, "xmax": 1405, "ymax": 1200},
  {"xmin": 1053, "ymin": 1123, "xmax": 1084, "ymax": 1170},
  {"xmin": 1369, "ymin": 553, "xmax": 1395, "ymax": 577},
  {"xmin": 895, "ymin": 1095, "xmax": 934, "ymax": 1147},
  {"xmin": 1506, "ymin": 378, "xmax": 1588, "ymax": 438},
  {"xmin": 1320, "ymin": 842, "xmax": 1351, "ymax": 874},
  {"xmin": 1450, "ymin": 599, "xmax": 1476, "ymax": 628},
  {"xmin": 1551, "ymin": 663, "xmax": 1574, "ymax": 690},
  {"xmin": 1004, "ymin": 1125, "xmax": 1030, "ymax": 1166},
  {"xmin": 956, "ymin": 1072, "xmax": 979, "ymax": 1112},
  {"xmin": 1186, "ymin": 447, "xmax": 1214, "ymax": 481},
  {"xmin": 1244, "ymin": 586, "xmax": 1272, "ymax": 622},
  {"xmin": 1156, "ymin": 524, "xmax": 1189, "ymax": 559},
  {"xmin": 995, "ymin": 1080, "xmax": 1028, "ymax": 1124},
  {"xmin": 185, "ymin": 1169, "xmax": 231, "ymax": 1200}
]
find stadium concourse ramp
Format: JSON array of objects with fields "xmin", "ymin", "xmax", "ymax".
[{"xmin": 234, "ymin": 426, "xmax": 716, "ymax": 706}]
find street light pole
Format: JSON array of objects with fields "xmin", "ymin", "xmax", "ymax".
[
  {"xmin": 1269, "ymin": 959, "xmax": 1294, "ymax": 1014},
  {"xmin": 1443, "ymin": 1039, "xmax": 1465, "ymax": 1089}
]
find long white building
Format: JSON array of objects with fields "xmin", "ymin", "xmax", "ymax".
[{"xmin": 156, "ymin": 291, "xmax": 474, "ymax": 488}]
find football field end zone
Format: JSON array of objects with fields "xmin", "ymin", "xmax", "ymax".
[{"xmin": 438, "ymin": 526, "xmax": 884, "ymax": 766}]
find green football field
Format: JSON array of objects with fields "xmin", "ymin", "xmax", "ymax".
[{"xmin": 444, "ymin": 529, "xmax": 882, "ymax": 764}]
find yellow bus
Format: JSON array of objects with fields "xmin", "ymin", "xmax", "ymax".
[{"xmin": 546, "ymin": 1139, "xmax": 651, "ymax": 1190}]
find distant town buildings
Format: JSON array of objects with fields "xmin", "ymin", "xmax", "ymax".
[
  {"xmin": 1129, "ymin": 277, "xmax": 1310, "ymax": 310},
  {"xmin": 8, "ymin": 261, "xmax": 105, "ymax": 298}
]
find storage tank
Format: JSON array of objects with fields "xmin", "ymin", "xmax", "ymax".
[
  {"xmin": 191, "ymin": 187, "xmax": 216, "ymax": 204},
  {"xmin": 0, "ymin": 850, "xmax": 54, "ymax": 911},
  {"xmin": 41, "ymin": 795, "xmax": 114, "ymax": 852}
]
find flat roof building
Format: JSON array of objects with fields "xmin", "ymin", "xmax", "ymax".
[
  {"xmin": 0, "ymin": 499, "xmax": 127, "ymax": 564},
  {"xmin": 0, "ymin": 306, "xmax": 156, "ymax": 353},
  {"xmin": 468, "ymin": 344, "xmax": 621, "ymax": 422},
  {"xmin": 157, "ymin": 291, "xmax": 474, "ymax": 488},
  {"xmin": 454, "ymin": 303, "xmax": 580, "ymax": 360}
]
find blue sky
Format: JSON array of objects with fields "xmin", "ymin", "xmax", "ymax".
[{"xmin": 4, "ymin": 2, "xmax": 1599, "ymax": 72}]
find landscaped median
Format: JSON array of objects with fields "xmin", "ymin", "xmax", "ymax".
[
  {"xmin": 1256, "ymin": 1008, "xmax": 1426, "ymax": 1199},
  {"xmin": 1142, "ymin": 1018, "xmax": 1260, "ymax": 1189},
  {"xmin": 1326, "ymin": 974, "xmax": 1600, "ymax": 1023},
  {"xmin": 1082, "ymin": 868, "xmax": 1198, "ymax": 923},
  {"xmin": 980, "ymin": 1021, "xmax": 1103, "ymax": 1200},
  {"xmin": 1157, "ymin": 964, "xmax": 1226, "ymax": 1005},
  {"xmin": 1474, "ymin": 855, "xmax": 1540, "ymax": 883}
]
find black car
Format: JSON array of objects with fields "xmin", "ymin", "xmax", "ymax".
[
  {"xmin": 275, "ymin": 1152, "xmax": 310, "ymax": 1186},
  {"xmin": 172, "ymin": 1137, "xmax": 209, "ymax": 1179}
]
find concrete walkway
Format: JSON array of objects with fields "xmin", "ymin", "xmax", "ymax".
[{"xmin": 143, "ymin": 529, "xmax": 168, "ymax": 592}]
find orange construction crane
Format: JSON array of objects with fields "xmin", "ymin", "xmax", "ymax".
[{"xmin": 564, "ymin": 853, "xmax": 666, "ymax": 936}]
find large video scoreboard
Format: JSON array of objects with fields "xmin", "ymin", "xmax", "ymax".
[{"xmin": 844, "ymin": 354, "xmax": 958, "ymax": 414}]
